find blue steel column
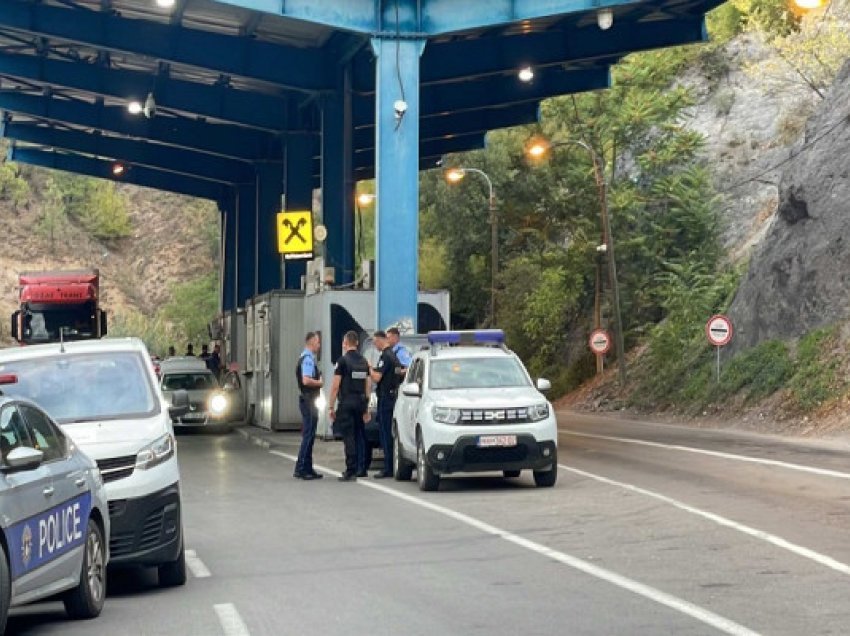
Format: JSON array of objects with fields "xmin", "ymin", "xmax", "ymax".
[
  {"xmin": 236, "ymin": 182, "xmax": 256, "ymax": 306},
  {"xmin": 372, "ymin": 36, "xmax": 426, "ymax": 331},
  {"xmin": 219, "ymin": 190, "xmax": 237, "ymax": 312},
  {"xmin": 283, "ymin": 137, "xmax": 314, "ymax": 290},
  {"xmin": 256, "ymin": 162, "xmax": 284, "ymax": 293},
  {"xmin": 322, "ymin": 65, "xmax": 355, "ymax": 285}
]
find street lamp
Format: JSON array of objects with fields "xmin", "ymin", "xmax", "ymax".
[
  {"xmin": 445, "ymin": 167, "xmax": 498, "ymax": 326},
  {"xmin": 525, "ymin": 136, "xmax": 627, "ymax": 386}
]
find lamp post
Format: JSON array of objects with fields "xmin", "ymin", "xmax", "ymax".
[
  {"xmin": 445, "ymin": 167, "xmax": 498, "ymax": 327},
  {"xmin": 525, "ymin": 137, "xmax": 627, "ymax": 386}
]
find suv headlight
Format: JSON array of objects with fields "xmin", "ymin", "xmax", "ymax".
[
  {"xmin": 209, "ymin": 393, "xmax": 228, "ymax": 416},
  {"xmin": 432, "ymin": 406, "xmax": 460, "ymax": 424},
  {"xmin": 136, "ymin": 433, "xmax": 175, "ymax": 470},
  {"xmin": 529, "ymin": 403, "xmax": 550, "ymax": 422}
]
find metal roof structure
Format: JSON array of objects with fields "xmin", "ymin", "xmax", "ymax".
[{"xmin": 0, "ymin": 0, "xmax": 722, "ymax": 328}]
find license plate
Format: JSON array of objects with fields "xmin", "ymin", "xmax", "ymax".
[
  {"xmin": 477, "ymin": 435, "xmax": 517, "ymax": 448},
  {"xmin": 182, "ymin": 413, "xmax": 206, "ymax": 421}
]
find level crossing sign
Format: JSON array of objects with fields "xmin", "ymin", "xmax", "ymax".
[
  {"xmin": 705, "ymin": 315, "xmax": 733, "ymax": 347},
  {"xmin": 277, "ymin": 210, "xmax": 313, "ymax": 259},
  {"xmin": 589, "ymin": 329, "xmax": 612, "ymax": 355}
]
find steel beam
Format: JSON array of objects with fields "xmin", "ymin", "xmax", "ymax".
[
  {"xmin": 256, "ymin": 162, "xmax": 284, "ymax": 293},
  {"xmin": 0, "ymin": 92, "xmax": 285, "ymax": 161},
  {"xmin": 282, "ymin": 137, "xmax": 314, "ymax": 290},
  {"xmin": 235, "ymin": 183, "xmax": 257, "ymax": 304},
  {"xmin": 8, "ymin": 146, "xmax": 227, "ymax": 200},
  {"xmin": 220, "ymin": 192, "xmax": 238, "ymax": 312},
  {"xmin": 0, "ymin": 1, "xmax": 330, "ymax": 93},
  {"xmin": 0, "ymin": 51, "xmax": 296, "ymax": 131},
  {"xmin": 2, "ymin": 122, "xmax": 253, "ymax": 184}
]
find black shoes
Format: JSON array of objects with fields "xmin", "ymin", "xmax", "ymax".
[
  {"xmin": 309, "ymin": 471, "xmax": 324, "ymax": 479},
  {"xmin": 355, "ymin": 471, "xmax": 368, "ymax": 478},
  {"xmin": 372, "ymin": 472, "xmax": 392, "ymax": 479},
  {"xmin": 294, "ymin": 471, "xmax": 323, "ymax": 480},
  {"xmin": 338, "ymin": 472, "xmax": 357, "ymax": 481}
]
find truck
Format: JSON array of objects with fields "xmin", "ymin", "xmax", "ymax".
[{"xmin": 10, "ymin": 269, "xmax": 108, "ymax": 344}]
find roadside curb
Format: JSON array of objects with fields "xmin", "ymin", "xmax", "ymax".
[{"xmin": 234, "ymin": 425, "xmax": 275, "ymax": 450}]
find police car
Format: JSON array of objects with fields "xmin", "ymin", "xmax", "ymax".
[
  {"xmin": 392, "ymin": 330, "xmax": 558, "ymax": 491},
  {"xmin": 0, "ymin": 394, "xmax": 109, "ymax": 633},
  {"xmin": 0, "ymin": 339, "xmax": 187, "ymax": 588}
]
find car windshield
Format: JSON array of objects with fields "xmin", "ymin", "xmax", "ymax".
[
  {"xmin": 429, "ymin": 357, "xmax": 530, "ymax": 390},
  {"xmin": 162, "ymin": 373, "xmax": 218, "ymax": 391},
  {"xmin": 0, "ymin": 351, "xmax": 159, "ymax": 423}
]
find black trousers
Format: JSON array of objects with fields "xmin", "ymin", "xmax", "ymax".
[{"xmin": 336, "ymin": 398, "xmax": 366, "ymax": 475}]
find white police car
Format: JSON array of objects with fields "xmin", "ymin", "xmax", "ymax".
[
  {"xmin": 392, "ymin": 330, "xmax": 558, "ymax": 491},
  {"xmin": 0, "ymin": 393, "xmax": 109, "ymax": 633}
]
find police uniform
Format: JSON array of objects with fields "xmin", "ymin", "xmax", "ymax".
[
  {"xmin": 393, "ymin": 343, "xmax": 412, "ymax": 369},
  {"xmin": 373, "ymin": 346, "xmax": 401, "ymax": 477},
  {"xmin": 334, "ymin": 349, "xmax": 370, "ymax": 479},
  {"xmin": 294, "ymin": 348, "xmax": 321, "ymax": 478}
]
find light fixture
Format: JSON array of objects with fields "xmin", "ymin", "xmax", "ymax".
[
  {"xmin": 445, "ymin": 168, "xmax": 465, "ymax": 183},
  {"xmin": 155, "ymin": 0, "xmax": 176, "ymax": 8},
  {"xmin": 127, "ymin": 100, "xmax": 143, "ymax": 115},
  {"xmin": 793, "ymin": 0, "xmax": 823, "ymax": 8},
  {"xmin": 518, "ymin": 66, "xmax": 534, "ymax": 83},
  {"xmin": 524, "ymin": 137, "xmax": 551, "ymax": 160},
  {"xmin": 393, "ymin": 99, "xmax": 408, "ymax": 120},
  {"xmin": 597, "ymin": 8, "xmax": 614, "ymax": 30},
  {"xmin": 143, "ymin": 92, "xmax": 156, "ymax": 118},
  {"xmin": 357, "ymin": 192, "xmax": 375, "ymax": 206},
  {"xmin": 111, "ymin": 162, "xmax": 128, "ymax": 177}
]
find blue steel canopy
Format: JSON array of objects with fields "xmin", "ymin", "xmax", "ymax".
[{"xmin": 0, "ymin": 0, "xmax": 721, "ymax": 326}]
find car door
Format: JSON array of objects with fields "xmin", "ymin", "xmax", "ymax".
[
  {"xmin": 221, "ymin": 371, "xmax": 246, "ymax": 422},
  {"xmin": 0, "ymin": 404, "xmax": 51, "ymax": 599},
  {"xmin": 18, "ymin": 404, "xmax": 90, "ymax": 592},
  {"xmin": 396, "ymin": 358, "xmax": 424, "ymax": 454}
]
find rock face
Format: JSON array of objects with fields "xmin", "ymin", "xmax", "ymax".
[{"xmin": 726, "ymin": 60, "xmax": 850, "ymax": 352}]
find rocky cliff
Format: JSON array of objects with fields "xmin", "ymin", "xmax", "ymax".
[{"xmin": 726, "ymin": 59, "xmax": 850, "ymax": 351}]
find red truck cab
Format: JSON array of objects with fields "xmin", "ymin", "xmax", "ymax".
[{"xmin": 11, "ymin": 269, "xmax": 108, "ymax": 344}]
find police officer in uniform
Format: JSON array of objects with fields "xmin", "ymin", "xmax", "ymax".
[
  {"xmin": 368, "ymin": 330, "xmax": 400, "ymax": 478},
  {"xmin": 386, "ymin": 327, "xmax": 412, "ymax": 372},
  {"xmin": 328, "ymin": 331, "xmax": 371, "ymax": 481},
  {"xmin": 294, "ymin": 332, "xmax": 323, "ymax": 480}
]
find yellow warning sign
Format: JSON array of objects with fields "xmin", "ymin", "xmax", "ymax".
[{"xmin": 277, "ymin": 210, "xmax": 313, "ymax": 259}]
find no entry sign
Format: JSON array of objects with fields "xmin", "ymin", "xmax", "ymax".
[
  {"xmin": 589, "ymin": 329, "xmax": 612, "ymax": 355},
  {"xmin": 705, "ymin": 315, "xmax": 733, "ymax": 347}
]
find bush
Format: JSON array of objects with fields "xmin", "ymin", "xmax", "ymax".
[
  {"xmin": 788, "ymin": 327, "xmax": 844, "ymax": 411},
  {"xmin": 712, "ymin": 340, "xmax": 793, "ymax": 402}
]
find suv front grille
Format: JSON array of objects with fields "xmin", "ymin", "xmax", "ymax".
[
  {"xmin": 459, "ymin": 408, "xmax": 532, "ymax": 425},
  {"xmin": 96, "ymin": 455, "xmax": 136, "ymax": 483},
  {"xmin": 464, "ymin": 445, "xmax": 529, "ymax": 464}
]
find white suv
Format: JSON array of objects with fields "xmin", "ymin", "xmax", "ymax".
[{"xmin": 393, "ymin": 331, "xmax": 558, "ymax": 491}]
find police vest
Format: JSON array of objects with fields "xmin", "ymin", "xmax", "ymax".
[
  {"xmin": 295, "ymin": 352, "xmax": 320, "ymax": 397},
  {"xmin": 376, "ymin": 347, "xmax": 401, "ymax": 397},
  {"xmin": 339, "ymin": 351, "xmax": 369, "ymax": 399}
]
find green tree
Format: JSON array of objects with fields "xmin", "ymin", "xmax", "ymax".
[
  {"xmin": 36, "ymin": 178, "xmax": 67, "ymax": 248},
  {"xmin": 158, "ymin": 273, "xmax": 219, "ymax": 346}
]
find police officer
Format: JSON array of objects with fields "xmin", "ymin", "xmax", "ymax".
[
  {"xmin": 368, "ymin": 330, "xmax": 400, "ymax": 478},
  {"xmin": 294, "ymin": 332, "xmax": 324, "ymax": 480},
  {"xmin": 328, "ymin": 330, "xmax": 371, "ymax": 481},
  {"xmin": 386, "ymin": 327, "xmax": 412, "ymax": 373}
]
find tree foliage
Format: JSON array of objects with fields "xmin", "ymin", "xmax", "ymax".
[
  {"xmin": 158, "ymin": 273, "xmax": 219, "ymax": 347},
  {"xmin": 50, "ymin": 173, "xmax": 132, "ymax": 239}
]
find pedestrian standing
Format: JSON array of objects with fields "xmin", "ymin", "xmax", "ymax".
[
  {"xmin": 294, "ymin": 332, "xmax": 324, "ymax": 480},
  {"xmin": 185, "ymin": 343, "xmax": 195, "ymax": 357},
  {"xmin": 368, "ymin": 330, "xmax": 400, "ymax": 478},
  {"xmin": 386, "ymin": 327, "xmax": 412, "ymax": 374},
  {"xmin": 207, "ymin": 343, "xmax": 222, "ymax": 379},
  {"xmin": 328, "ymin": 331, "xmax": 371, "ymax": 481}
]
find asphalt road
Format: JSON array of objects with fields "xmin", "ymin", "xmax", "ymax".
[{"xmin": 7, "ymin": 412, "xmax": 850, "ymax": 635}]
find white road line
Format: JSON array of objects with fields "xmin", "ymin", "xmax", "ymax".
[
  {"xmin": 214, "ymin": 603, "xmax": 251, "ymax": 636},
  {"xmin": 185, "ymin": 549, "xmax": 212, "ymax": 578},
  {"xmin": 559, "ymin": 463, "xmax": 850, "ymax": 577},
  {"xmin": 269, "ymin": 449, "xmax": 757, "ymax": 635},
  {"xmin": 560, "ymin": 430, "xmax": 850, "ymax": 481}
]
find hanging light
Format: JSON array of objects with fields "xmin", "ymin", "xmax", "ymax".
[
  {"xmin": 111, "ymin": 162, "xmax": 128, "ymax": 177},
  {"xmin": 127, "ymin": 100, "xmax": 143, "ymax": 115},
  {"xmin": 597, "ymin": 8, "xmax": 614, "ymax": 30},
  {"xmin": 518, "ymin": 66, "xmax": 534, "ymax": 82}
]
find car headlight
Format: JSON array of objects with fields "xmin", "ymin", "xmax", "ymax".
[
  {"xmin": 432, "ymin": 406, "xmax": 460, "ymax": 424},
  {"xmin": 209, "ymin": 393, "xmax": 228, "ymax": 416},
  {"xmin": 529, "ymin": 403, "xmax": 550, "ymax": 422},
  {"xmin": 136, "ymin": 433, "xmax": 175, "ymax": 470},
  {"xmin": 315, "ymin": 391, "xmax": 327, "ymax": 410}
]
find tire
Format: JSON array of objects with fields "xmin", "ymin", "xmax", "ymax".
[
  {"xmin": 503, "ymin": 470, "xmax": 521, "ymax": 478},
  {"xmin": 393, "ymin": 426, "xmax": 414, "ymax": 481},
  {"xmin": 158, "ymin": 541, "xmax": 187, "ymax": 588},
  {"xmin": 416, "ymin": 435, "xmax": 440, "ymax": 492},
  {"xmin": 533, "ymin": 458, "xmax": 558, "ymax": 488},
  {"xmin": 1, "ymin": 543, "xmax": 10, "ymax": 635},
  {"xmin": 63, "ymin": 519, "xmax": 106, "ymax": 619}
]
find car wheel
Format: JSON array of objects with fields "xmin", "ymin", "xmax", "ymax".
[
  {"xmin": 503, "ymin": 470, "xmax": 521, "ymax": 478},
  {"xmin": 158, "ymin": 541, "xmax": 187, "ymax": 587},
  {"xmin": 63, "ymin": 519, "xmax": 106, "ymax": 619},
  {"xmin": 416, "ymin": 435, "xmax": 440, "ymax": 492},
  {"xmin": 0, "ymin": 543, "xmax": 10, "ymax": 634},
  {"xmin": 393, "ymin": 426, "xmax": 414, "ymax": 481},
  {"xmin": 533, "ymin": 457, "xmax": 558, "ymax": 488}
]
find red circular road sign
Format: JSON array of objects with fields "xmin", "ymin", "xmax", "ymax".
[
  {"xmin": 589, "ymin": 329, "xmax": 612, "ymax": 355},
  {"xmin": 705, "ymin": 314, "xmax": 733, "ymax": 346}
]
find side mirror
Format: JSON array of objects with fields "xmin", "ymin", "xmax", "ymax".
[
  {"xmin": 99, "ymin": 310, "xmax": 108, "ymax": 337},
  {"xmin": 402, "ymin": 382, "xmax": 422, "ymax": 398},
  {"xmin": 2, "ymin": 446, "xmax": 44, "ymax": 472},
  {"xmin": 168, "ymin": 389, "xmax": 190, "ymax": 419},
  {"xmin": 11, "ymin": 310, "xmax": 20, "ymax": 341},
  {"xmin": 536, "ymin": 378, "xmax": 552, "ymax": 392}
]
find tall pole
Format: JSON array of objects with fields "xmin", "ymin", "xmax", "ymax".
[{"xmin": 489, "ymin": 187, "xmax": 497, "ymax": 327}]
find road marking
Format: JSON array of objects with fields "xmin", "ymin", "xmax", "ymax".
[
  {"xmin": 269, "ymin": 450, "xmax": 757, "ymax": 635},
  {"xmin": 560, "ymin": 430, "xmax": 850, "ymax": 481},
  {"xmin": 185, "ymin": 549, "xmax": 211, "ymax": 578},
  {"xmin": 559, "ymin": 463, "xmax": 850, "ymax": 577},
  {"xmin": 214, "ymin": 603, "xmax": 250, "ymax": 636}
]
